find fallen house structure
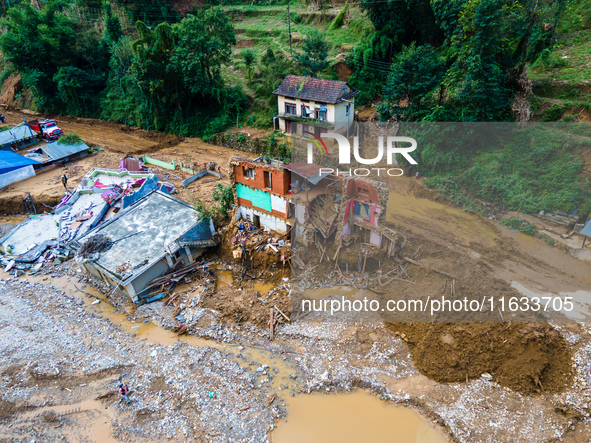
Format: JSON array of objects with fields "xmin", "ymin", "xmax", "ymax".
[
  {"xmin": 24, "ymin": 141, "xmax": 89, "ymax": 168},
  {"xmin": 228, "ymin": 156, "xmax": 398, "ymax": 256},
  {"xmin": 229, "ymin": 156, "xmax": 291, "ymax": 234},
  {"xmin": 0, "ymin": 124, "xmax": 38, "ymax": 152},
  {"xmin": 73, "ymin": 190, "xmax": 217, "ymax": 302},
  {"xmin": 0, "ymin": 164, "xmax": 177, "ymax": 266},
  {"xmin": 0, "ymin": 150, "xmax": 41, "ymax": 188}
]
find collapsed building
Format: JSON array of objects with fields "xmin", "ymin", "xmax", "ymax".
[
  {"xmin": 0, "ymin": 165, "xmax": 176, "ymax": 267},
  {"xmin": 73, "ymin": 190, "xmax": 217, "ymax": 302},
  {"xmin": 228, "ymin": 156, "xmax": 397, "ymax": 257},
  {"xmin": 228, "ymin": 156, "xmax": 291, "ymax": 234}
]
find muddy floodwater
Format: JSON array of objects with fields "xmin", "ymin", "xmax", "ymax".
[{"xmin": 272, "ymin": 390, "xmax": 447, "ymax": 443}]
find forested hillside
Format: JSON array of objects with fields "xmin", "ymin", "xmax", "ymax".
[{"xmin": 0, "ymin": 0, "xmax": 590, "ymax": 216}]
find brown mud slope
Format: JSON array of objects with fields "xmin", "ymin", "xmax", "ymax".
[
  {"xmin": 380, "ymin": 179, "xmax": 585, "ymax": 395},
  {"xmin": 0, "ymin": 110, "xmax": 255, "ymax": 214},
  {"xmin": 388, "ymin": 323, "xmax": 572, "ymax": 395},
  {"xmin": 0, "ymin": 74, "xmax": 23, "ymax": 108},
  {"xmin": 4, "ymin": 110, "xmax": 182, "ymax": 155},
  {"xmin": 303, "ymin": 177, "xmax": 586, "ymax": 395}
]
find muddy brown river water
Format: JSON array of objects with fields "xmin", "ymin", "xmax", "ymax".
[{"xmin": 272, "ymin": 390, "xmax": 447, "ymax": 443}]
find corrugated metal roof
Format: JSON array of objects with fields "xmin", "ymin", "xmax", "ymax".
[
  {"xmin": 38, "ymin": 141, "xmax": 89, "ymax": 161},
  {"xmin": 273, "ymin": 75, "xmax": 359, "ymax": 104},
  {"xmin": 0, "ymin": 150, "xmax": 41, "ymax": 174},
  {"xmin": 283, "ymin": 162, "xmax": 330, "ymax": 184},
  {"xmin": 581, "ymin": 219, "xmax": 591, "ymax": 237},
  {"xmin": 0, "ymin": 125, "xmax": 38, "ymax": 146}
]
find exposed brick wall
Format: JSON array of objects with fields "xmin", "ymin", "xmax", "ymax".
[
  {"xmin": 346, "ymin": 178, "xmax": 380, "ymax": 203},
  {"xmin": 233, "ymin": 161, "xmax": 291, "ymax": 197}
]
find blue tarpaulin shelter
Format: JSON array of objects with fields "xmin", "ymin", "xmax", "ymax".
[
  {"xmin": 0, "ymin": 150, "xmax": 40, "ymax": 174},
  {"xmin": 0, "ymin": 150, "xmax": 41, "ymax": 188}
]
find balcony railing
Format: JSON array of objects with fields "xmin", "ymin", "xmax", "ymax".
[{"xmin": 274, "ymin": 113, "xmax": 333, "ymax": 127}]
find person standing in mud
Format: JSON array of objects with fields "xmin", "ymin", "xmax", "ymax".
[
  {"xmin": 118, "ymin": 383, "xmax": 130, "ymax": 404},
  {"xmin": 60, "ymin": 173, "xmax": 68, "ymax": 190}
]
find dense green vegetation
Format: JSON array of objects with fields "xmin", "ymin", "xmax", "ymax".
[
  {"xmin": 0, "ymin": 0, "xmax": 589, "ymax": 218},
  {"xmin": 0, "ymin": 1, "xmax": 247, "ymax": 137},
  {"xmin": 420, "ymin": 124, "xmax": 591, "ymax": 216}
]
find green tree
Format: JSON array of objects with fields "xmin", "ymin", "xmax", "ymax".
[
  {"xmin": 294, "ymin": 31, "xmax": 330, "ymax": 77},
  {"xmin": 242, "ymin": 49, "xmax": 256, "ymax": 81},
  {"xmin": 171, "ymin": 8, "xmax": 236, "ymax": 95},
  {"xmin": 443, "ymin": 0, "xmax": 515, "ymax": 121},
  {"xmin": 377, "ymin": 44, "xmax": 445, "ymax": 121}
]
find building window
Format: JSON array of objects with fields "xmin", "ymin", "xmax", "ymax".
[
  {"xmin": 357, "ymin": 186, "xmax": 369, "ymax": 196},
  {"xmin": 354, "ymin": 201, "xmax": 371, "ymax": 220},
  {"xmin": 174, "ymin": 250, "xmax": 182, "ymax": 261},
  {"xmin": 285, "ymin": 103, "xmax": 296, "ymax": 115},
  {"xmin": 243, "ymin": 167, "xmax": 254, "ymax": 179},
  {"xmin": 315, "ymin": 109, "xmax": 327, "ymax": 121},
  {"xmin": 264, "ymin": 170, "xmax": 272, "ymax": 189},
  {"xmin": 301, "ymin": 104, "xmax": 308, "ymax": 117}
]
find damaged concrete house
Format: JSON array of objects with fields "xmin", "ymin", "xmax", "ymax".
[
  {"xmin": 73, "ymin": 190, "xmax": 217, "ymax": 302},
  {"xmin": 229, "ymin": 156, "xmax": 397, "ymax": 257},
  {"xmin": 229, "ymin": 156, "xmax": 291, "ymax": 234},
  {"xmin": 1, "ymin": 162, "xmax": 176, "ymax": 264}
]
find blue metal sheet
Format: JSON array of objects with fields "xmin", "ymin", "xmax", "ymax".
[
  {"xmin": 581, "ymin": 220, "xmax": 591, "ymax": 237},
  {"xmin": 0, "ymin": 150, "xmax": 41, "ymax": 174}
]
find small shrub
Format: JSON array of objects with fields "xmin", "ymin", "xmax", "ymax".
[
  {"xmin": 57, "ymin": 132, "xmax": 82, "ymax": 145},
  {"xmin": 537, "ymin": 232, "xmax": 555, "ymax": 246},
  {"xmin": 562, "ymin": 114, "xmax": 576, "ymax": 122},
  {"xmin": 212, "ymin": 183, "xmax": 234, "ymax": 217},
  {"xmin": 541, "ymin": 105, "xmax": 565, "ymax": 122},
  {"xmin": 499, "ymin": 218, "xmax": 538, "ymax": 236}
]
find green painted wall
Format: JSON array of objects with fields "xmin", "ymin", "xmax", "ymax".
[
  {"xmin": 236, "ymin": 183, "xmax": 272, "ymax": 212},
  {"xmin": 142, "ymin": 156, "xmax": 175, "ymax": 170}
]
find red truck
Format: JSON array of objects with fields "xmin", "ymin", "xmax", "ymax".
[{"xmin": 29, "ymin": 119, "xmax": 64, "ymax": 140}]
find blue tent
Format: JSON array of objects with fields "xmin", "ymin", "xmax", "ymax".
[{"xmin": 0, "ymin": 150, "xmax": 41, "ymax": 175}]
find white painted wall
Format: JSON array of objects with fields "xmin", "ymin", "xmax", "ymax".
[
  {"xmin": 294, "ymin": 203, "xmax": 306, "ymax": 224},
  {"xmin": 270, "ymin": 194, "xmax": 289, "ymax": 215},
  {"xmin": 236, "ymin": 206, "xmax": 290, "ymax": 234},
  {"xmin": 0, "ymin": 165, "xmax": 35, "ymax": 188},
  {"xmin": 276, "ymin": 94, "xmax": 355, "ymax": 134}
]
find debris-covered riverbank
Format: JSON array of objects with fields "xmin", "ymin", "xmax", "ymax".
[{"xmin": 3, "ymin": 260, "xmax": 591, "ymax": 442}]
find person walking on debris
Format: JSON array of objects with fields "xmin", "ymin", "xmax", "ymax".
[
  {"xmin": 118, "ymin": 383, "xmax": 130, "ymax": 404},
  {"xmin": 0, "ymin": 114, "xmax": 5, "ymax": 124},
  {"xmin": 61, "ymin": 173, "xmax": 68, "ymax": 190}
]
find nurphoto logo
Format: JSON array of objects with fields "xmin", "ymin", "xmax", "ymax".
[{"xmin": 306, "ymin": 132, "xmax": 418, "ymax": 177}]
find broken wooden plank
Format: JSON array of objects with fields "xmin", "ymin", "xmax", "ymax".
[{"xmin": 274, "ymin": 305, "xmax": 291, "ymax": 323}]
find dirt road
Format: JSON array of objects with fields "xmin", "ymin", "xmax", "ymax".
[
  {"xmin": 0, "ymin": 110, "xmax": 255, "ymax": 214},
  {"xmin": 2, "ymin": 110, "xmax": 591, "ymax": 442}
]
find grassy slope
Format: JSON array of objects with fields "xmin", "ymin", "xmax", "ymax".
[
  {"xmin": 221, "ymin": 2, "xmax": 372, "ymax": 127},
  {"xmin": 529, "ymin": 1, "xmax": 591, "ymax": 122}
]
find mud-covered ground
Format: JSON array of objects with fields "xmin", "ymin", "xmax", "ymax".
[
  {"xmin": 2, "ymin": 255, "xmax": 591, "ymax": 442},
  {"xmin": 0, "ymin": 109, "xmax": 255, "ymax": 215},
  {"xmin": 2, "ymin": 110, "xmax": 591, "ymax": 441}
]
